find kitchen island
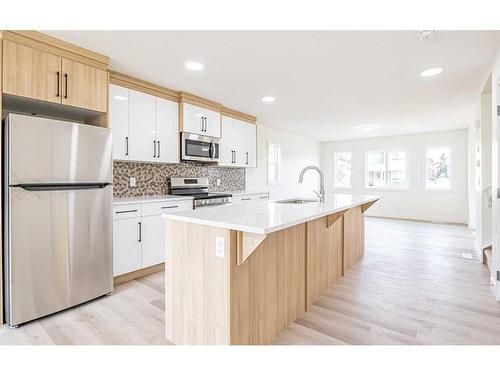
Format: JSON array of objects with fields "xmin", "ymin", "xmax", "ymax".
[{"xmin": 163, "ymin": 194, "xmax": 380, "ymax": 345}]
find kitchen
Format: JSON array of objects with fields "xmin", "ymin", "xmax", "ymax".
[{"xmin": 0, "ymin": 23, "xmax": 500, "ymax": 369}]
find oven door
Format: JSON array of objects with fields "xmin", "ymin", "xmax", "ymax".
[{"xmin": 181, "ymin": 133, "xmax": 219, "ymax": 162}]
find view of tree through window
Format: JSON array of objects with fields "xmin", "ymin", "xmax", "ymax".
[
  {"xmin": 366, "ymin": 151, "xmax": 407, "ymax": 188},
  {"xmin": 425, "ymin": 147, "xmax": 451, "ymax": 190},
  {"xmin": 334, "ymin": 152, "xmax": 352, "ymax": 187}
]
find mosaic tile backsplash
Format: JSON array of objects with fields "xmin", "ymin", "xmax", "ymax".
[{"xmin": 113, "ymin": 161, "xmax": 246, "ymax": 197}]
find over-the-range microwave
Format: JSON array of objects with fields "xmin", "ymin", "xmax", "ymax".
[{"xmin": 181, "ymin": 132, "xmax": 220, "ymax": 163}]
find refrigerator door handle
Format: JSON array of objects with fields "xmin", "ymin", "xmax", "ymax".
[{"xmin": 14, "ymin": 183, "xmax": 112, "ymax": 192}]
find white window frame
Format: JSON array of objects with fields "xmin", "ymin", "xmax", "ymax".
[
  {"xmin": 334, "ymin": 152, "xmax": 352, "ymax": 189},
  {"xmin": 424, "ymin": 145, "xmax": 453, "ymax": 191},
  {"xmin": 267, "ymin": 142, "xmax": 282, "ymax": 186},
  {"xmin": 365, "ymin": 150, "xmax": 409, "ymax": 190}
]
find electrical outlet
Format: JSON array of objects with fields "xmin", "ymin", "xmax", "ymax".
[
  {"xmin": 215, "ymin": 236, "xmax": 225, "ymax": 258},
  {"xmin": 129, "ymin": 177, "xmax": 136, "ymax": 188},
  {"xmin": 216, "ymin": 178, "xmax": 221, "ymax": 187}
]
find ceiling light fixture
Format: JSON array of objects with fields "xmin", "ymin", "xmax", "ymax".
[
  {"xmin": 113, "ymin": 95, "xmax": 128, "ymax": 101},
  {"xmin": 420, "ymin": 67, "xmax": 443, "ymax": 77},
  {"xmin": 261, "ymin": 96, "xmax": 275, "ymax": 102},
  {"xmin": 185, "ymin": 61, "xmax": 204, "ymax": 71}
]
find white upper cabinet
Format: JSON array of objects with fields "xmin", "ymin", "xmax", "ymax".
[
  {"xmin": 156, "ymin": 97, "xmax": 179, "ymax": 163},
  {"xmin": 109, "ymin": 84, "xmax": 130, "ymax": 160},
  {"xmin": 219, "ymin": 116, "xmax": 236, "ymax": 166},
  {"xmin": 109, "ymin": 84, "xmax": 179, "ymax": 163},
  {"xmin": 129, "ymin": 90, "xmax": 157, "ymax": 162},
  {"xmin": 182, "ymin": 102, "xmax": 221, "ymax": 138},
  {"xmin": 219, "ymin": 116, "xmax": 257, "ymax": 168},
  {"xmin": 239, "ymin": 119, "xmax": 257, "ymax": 168}
]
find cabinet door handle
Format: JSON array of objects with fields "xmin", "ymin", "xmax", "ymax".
[
  {"xmin": 56, "ymin": 72, "xmax": 60, "ymax": 97},
  {"xmin": 161, "ymin": 205, "xmax": 178, "ymax": 209},
  {"xmin": 241, "ymin": 198, "xmax": 251, "ymax": 201},
  {"xmin": 201, "ymin": 117, "xmax": 204, "ymax": 132},
  {"xmin": 115, "ymin": 209, "xmax": 138, "ymax": 214},
  {"xmin": 157, "ymin": 141, "xmax": 161, "ymax": 158},
  {"xmin": 234, "ymin": 151, "xmax": 236, "ymax": 164},
  {"xmin": 138, "ymin": 222, "xmax": 142, "ymax": 242},
  {"xmin": 125, "ymin": 137, "xmax": 129, "ymax": 156},
  {"xmin": 64, "ymin": 73, "xmax": 68, "ymax": 99},
  {"xmin": 153, "ymin": 140, "xmax": 156, "ymax": 158},
  {"xmin": 246, "ymin": 152, "xmax": 249, "ymax": 165}
]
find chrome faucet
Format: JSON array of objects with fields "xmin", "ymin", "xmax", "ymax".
[{"xmin": 298, "ymin": 166, "xmax": 325, "ymax": 202}]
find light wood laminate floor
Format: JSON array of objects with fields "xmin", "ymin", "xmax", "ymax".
[{"xmin": 1, "ymin": 217, "xmax": 499, "ymax": 345}]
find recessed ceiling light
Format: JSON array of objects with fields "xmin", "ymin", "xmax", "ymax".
[
  {"xmin": 113, "ymin": 95, "xmax": 127, "ymax": 101},
  {"xmin": 420, "ymin": 67, "xmax": 443, "ymax": 77},
  {"xmin": 185, "ymin": 61, "xmax": 204, "ymax": 71},
  {"xmin": 261, "ymin": 96, "xmax": 275, "ymax": 102}
]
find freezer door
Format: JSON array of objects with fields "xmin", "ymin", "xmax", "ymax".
[
  {"xmin": 8, "ymin": 114, "xmax": 112, "ymax": 185},
  {"xmin": 7, "ymin": 185, "xmax": 113, "ymax": 326}
]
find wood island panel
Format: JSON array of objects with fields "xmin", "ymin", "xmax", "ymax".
[
  {"xmin": 306, "ymin": 215, "xmax": 343, "ymax": 309},
  {"xmin": 165, "ymin": 220, "xmax": 231, "ymax": 345},
  {"xmin": 229, "ymin": 224, "xmax": 306, "ymax": 345},
  {"xmin": 343, "ymin": 206, "xmax": 364, "ymax": 272}
]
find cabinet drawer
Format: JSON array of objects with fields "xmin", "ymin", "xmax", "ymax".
[
  {"xmin": 113, "ymin": 204, "xmax": 141, "ymax": 220},
  {"xmin": 142, "ymin": 200, "xmax": 193, "ymax": 216}
]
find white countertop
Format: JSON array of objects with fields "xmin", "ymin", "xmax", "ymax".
[
  {"xmin": 162, "ymin": 194, "xmax": 381, "ymax": 235},
  {"xmin": 113, "ymin": 195, "xmax": 193, "ymax": 206}
]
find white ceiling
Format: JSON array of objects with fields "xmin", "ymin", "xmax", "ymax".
[{"xmin": 46, "ymin": 30, "xmax": 500, "ymax": 141}]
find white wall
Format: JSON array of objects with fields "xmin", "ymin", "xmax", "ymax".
[
  {"xmin": 246, "ymin": 124, "xmax": 322, "ymax": 199},
  {"xmin": 476, "ymin": 91, "xmax": 493, "ymax": 250},
  {"xmin": 489, "ymin": 49, "xmax": 500, "ymax": 299},
  {"xmin": 321, "ymin": 129, "xmax": 469, "ymax": 224}
]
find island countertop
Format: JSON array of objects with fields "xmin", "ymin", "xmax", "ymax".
[{"xmin": 162, "ymin": 194, "xmax": 381, "ymax": 235}]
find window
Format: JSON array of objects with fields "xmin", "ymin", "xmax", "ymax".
[
  {"xmin": 366, "ymin": 151, "xmax": 408, "ymax": 188},
  {"xmin": 425, "ymin": 146, "xmax": 451, "ymax": 190},
  {"xmin": 267, "ymin": 142, "xmax": 281, "ymax": 185},
  {"xmin": 334, "ymin": 152, "xmax": 352, "ymax": 188}
]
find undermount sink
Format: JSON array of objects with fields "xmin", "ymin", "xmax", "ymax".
[{"xmin": 275, "ymin": 198, "xmax": 319, "ymax": 204}]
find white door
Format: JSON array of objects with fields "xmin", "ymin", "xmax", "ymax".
[
  {"xmin": 156, "ymin": 97, "xmax": 179, "ymax": 163},
  {"xmin": 129, "ymin": 90, "xmax": 156, "ymax": 162},
  {"xmin": 113, "ymin": 217, "xmax": 142, "ymax": 276},
  {"xmin": 219, "ymin": 116, "xmax": 235, "ymax": 166},
  {"xmin": 109, "ymin": 84, "xmax": 129, "ymax": 160},
  {"xmin": 182, "ymin": 102, "xmax": 221, "ymax": 138},
  {"xmin": 182, "ymin": 102, "xmax": 206, "ymax": 136},
  {"xmin": 242, "ymin": 121, "xmax": 257, "ymax": 168},
  {"xmin": 203, "ymin": 107, "xmax": 221, "ymax": 138},
  {"xmin": 141, "ymin": 215, "xmax": 165, "ymax": 268}
]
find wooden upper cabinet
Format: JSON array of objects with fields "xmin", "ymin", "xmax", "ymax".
[
  {"xmin": 2, "ymin": 40, "xmax": 61, "ymax": 104},
  {"xmin": 61, "ymin": 58, "xmax": 107, "ymax": 112},
  {"xmin": 2, "ymin": 39, "xmax": 108, "ymax": 113}
]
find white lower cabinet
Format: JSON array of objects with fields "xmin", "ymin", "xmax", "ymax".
[
  {"xmin": 140, "ymin": 214, "xmax": 164, "ymax": 269},
  {"xmin": 113, "ymin": 216, "xmax": 142, "ymax": 277},
  {"xmin": 113, "ymin": 199, "xmax": 193, "ymax": 277}
]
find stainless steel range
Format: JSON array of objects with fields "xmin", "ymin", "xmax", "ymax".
[{"xmin": 170, "ymin": 177, "xmax": 232, "ymax": 209}]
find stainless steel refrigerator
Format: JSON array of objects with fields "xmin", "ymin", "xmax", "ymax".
[{"xmin": 3, "ymin": 113, "xmax": 113, "ymax": 327}]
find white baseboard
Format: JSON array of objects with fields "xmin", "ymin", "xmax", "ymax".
[{"xmin": 364, "ymin": 212, "xmax": 468, "ymax": 225}]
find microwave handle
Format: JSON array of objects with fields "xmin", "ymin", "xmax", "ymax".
[{"xmin": 209, "ymin": 142, "xmax": 214, "ymax": 159}]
